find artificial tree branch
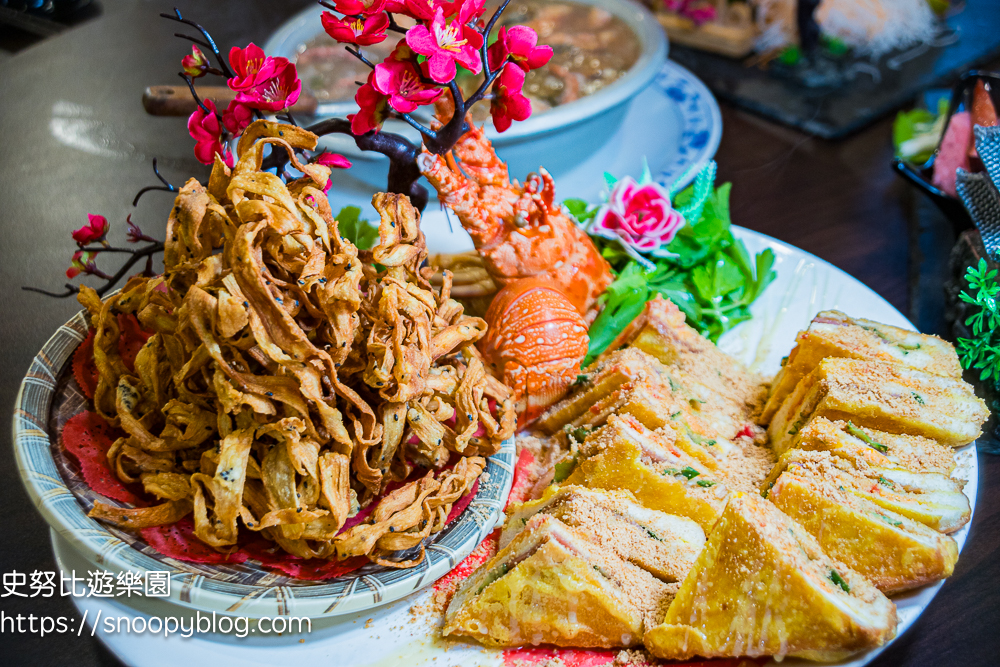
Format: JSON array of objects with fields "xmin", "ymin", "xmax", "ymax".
[
  {"xmin": 132, "ymin": 159, "xmax": 179, "ymax": 206},
  {"xmin": 161, "ymin": 8, "xmax": 235, "ymax": 79},
  {"xmin": 386, "ymin": 13, "xmax": 409, "ymax": 34},
  {"xmin": 179, "ymin": 73, "xmax": 211, "ymax": 114},
  {"xmin": 23, "ymin": 242, "xmax": 165, "ymax": 299},
  {"xmin": 480, "ymin": 0, "xmax": 512, "ymax": 80}
]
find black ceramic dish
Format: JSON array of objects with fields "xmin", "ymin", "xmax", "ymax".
[{"xmin": 893, "ymin": 70, "xmax": 1000, "ymax": 234}]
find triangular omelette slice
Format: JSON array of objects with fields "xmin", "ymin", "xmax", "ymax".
[
  {"xmin": 644, "ymin": 493, "xmax": 897, "ymax": 663},
  {"xmin": 501, "ymin": 485, "xmax": 705, "ymax": 582},
  {"xmin": 564, "ymin": 414, "xmax": 729, "ymax": 532},
  {"xmin": 444, "ymin": 515, "xmax": 677, "ymax": 648},
  {"xmin": 768, "ymin": 471, "xmax": 959, "ymax": 594},
  {"xmin": 762, "ymin": 449, "xmax": 970, "ymax": 534}
]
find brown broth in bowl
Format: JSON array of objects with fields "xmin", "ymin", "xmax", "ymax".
[{"xmin": 294, "ymin": 0, "xmax": 641, "ymax": 120}]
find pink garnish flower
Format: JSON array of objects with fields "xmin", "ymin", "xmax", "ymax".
[
  {"xmin": 314, "ymin": 152, "xmax": 352, "ymax": 193},
  {"xmin": 321, "ymin": 11, "xmax": 390, "ymax": 46},
  {"xmin": 72, "ymin": 214, "xmax": 110, "ymax": 247},
  {"xmin": 592, "ymin": 177, "xmax": 686, "ymax": 253},
  {"xmin": 227, "ymin": 43, "xmax": 282, "ymax": 92},
  {"xmin": 66, "ymin": 250, "xmax": 97, "ymax": 279},
  {"xmin": 349, "ymin": 75, "xmax": 391, "ymax": 134},
  {"xmin": 181, "ymin": 45, "xmax": 211, "ymax": 78},
  {"xmin": 330, "ymin": 0, "xmax": 387, "ymax": 15},
  {"xmin": 490, "ymin": 64, "xmax": 531, "ymax": 132},
  {"xmin": 222, "ymin": 100, "xmax": 253, "ymax": 135},
  {"xmin": 187, "ymin": 99, "xmax": 231, "ymax": 166},
  {"xmin": 405, "ymin": 7, "xmax": 483, "ymax": 83},
  {"xmin": 374, "ymin": 58, "xmax": 444, "ymax": 113},
  {"xmin": 236, "ymin": 60, "xmax": 302, "ymax": 112},
  {"xmin": 488, "ymin": 25, "xmax": 552, "ymax": 72}
]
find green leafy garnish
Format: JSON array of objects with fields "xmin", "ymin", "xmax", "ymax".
[
  {"xmin": 336, "ymin": 206, "xmax": 379, "ymax": 251},
  {"xmin": 661, "ymin": 467, "xmax": 681, "ymax": 476},
  {"xmin": 788, "ymin": 418, "xmax": 805, "ymax": 436},
  {"xmin": 956, "ymin": 258, "xmax": 1000, "ymax": 388},
  {"xmin": 573, "ymin": 179, "xmax": 776, "ymax": 365},
  {"xmin": 845, "ymin": 421, "xmax": 888, "ymax": 453},
  {"xmin": 646, "ymin": 529, "xmax": 663, "ymax": 542},
  {"xmin": 571, "ymin": 426, "xmax": 590, "ymax": 443},
  {"xmin": 696, "ymin": 480, "xmax": 716, "ymax": 488},
  {"xmin": 669, "ymin": 411, "xmax": 682, "ymax": 420},
  {"xmin": 893, "ymin": 98, "xmax": 949, "ymax": 165},
  {"xmin": 680, "ymin": 466, "xmax": 700, "ymax": 480},
  {"xmin": 875, "ymin": 512, "xmax": 903, "ymax": 527},
  {"xmin": 877, "ymin": 476, "xmax": 893, "ymax": 488},
  {"xmin": 553, "ymin": 454, "xmax": 578, "ymax": 483},
  {"xmin": 829, "ymin": 569, "xmax": 851, "ymax": 593},
  {"xmin": 563, "ymin": 198, "xmax": 598, "ymax": 224},
  {"xmin": 911, "ymin": 392, "xmax": 926, "ymax": 406}
]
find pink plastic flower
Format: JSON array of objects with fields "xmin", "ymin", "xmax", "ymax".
[
  {"xmin": 321, "ymin": 11, "xmax": 390, "ymax": 46},
  {"xmin": 402, "ymin": 0, "xmax": 478, "ymax": 21},
  {"xmin": 236, "ymin": 60, "xmax": 302, "ymax": 112},
  {"xmin": 349, "ymin": 75, "xmax": 391, "ymax": 134},
  {"xmin": 227, "ymin": 43, "xmax": 281, "ymax": 92},
  {"xmin": 490, "ymin": 64, "xmax": 531, "ymax": 132},
  {"xmin": 66, "ymin": 250, "xmax": 97, "ymax": 279},
  {"xmin": 72, "ymin": 214, "xmax": 109, "ymax": 246},
  {"xmin": 221, "ymin": 100, "xmax": 253, "ymax": 135},
  {"xmin": 487, "ymin": 25, "xmax": 552, "ymax": 72},
  {"xmin": 187, "ymin": 99, "xmax": 230, "ymax": 166},
  {"xmin": 315, "ymin": 152, "xmax": 353, "ymax": 170},
  {"xmin": 330, "ymin": 0, "xmax": 387, "ymax": 15},
  {"xmin": 374, "ymin": 58, "xmax": 444, "ymax": 113},
  {"xmin": 663, "ymin": 0, "xmax": 717, "ymax": 26},
  {"xmin": 405, "ymin": 7, "xmax": 482, "ymax": 83},
  {"xmin": 593, "ymin": 177, "xmax": 685, "ymax": 252},
  {"xmin": 182, "ymin": 45, "xmax": 210, "ymax": 79}
]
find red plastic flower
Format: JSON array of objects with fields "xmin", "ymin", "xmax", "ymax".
[
  {"xmin": 227, "ymin": 43, "xmax": 281, "ymax": 92},
  {"xmin": 235, "ymin": 60, "xmax": 302, "ymax": 112},
  {"xmin": 66, "ymin": 250, "xmax": 97, "ymax": 279},
  {"xmin": 405, "ymin": 7, "xmax": 482, "ymax": 83},
  {"xmin": 321, "ymin": 11, "xmax": 390, "ymax": 46},
  {"xmin": 221, "ymin": 100, "xmax": 253, "ymax": 135},
  {"xmin": 374, "ymin": 58, "xmax": 444, "ymax": 113},
  {"xmin": 330, "ymin": 0, "xmax": 387, "ymax": 15},
  {"xmin": 349, "ymin": 75, "xmax": 391, "ymax": 134},
  {"xmin": 187, "ymin": 99, "xmax": 230, "ymax": 166},
  {"xmin": 72, "ymin": 214, "xmax": 110, "ymax": 246},
  {"xmin": 490, "ymin": 64, "xmax": 531, "ymax": 132},
  {"xmin": 592, "ymin": 177, "xmax": 686, "ymax": 253},
  {"xmin": 487, "ymin": 25, "xmax": 552, "ymax": 72},
  {"xmin": 181, "ymin": 45, "xmax": 210, "ymax": 79}
]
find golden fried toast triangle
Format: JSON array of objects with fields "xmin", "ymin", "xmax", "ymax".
[
  {"xmin": 761, "ymin": 310, "xmax": 963, "ymax": 424},
  {"xmin": 444, "ymin": 515, "xmax": 676, "ymax": 649},
  {"xmin": 564, "ymin": 415, "xmax": 729, "ymax": 531},
  {"xmin": 767, "ymin": 471, "xmax": 959, "ymax": 594},
  {"xmin": 768, "ymin": 358, "xmax": 988, "ymax": 455},
  {"xmin": 501, "ymin": 485, "xmax": 705, "ymax": 582},
  {"xmin": 643, "ymin": 493, "xmax": 897, "ymax": 662}
]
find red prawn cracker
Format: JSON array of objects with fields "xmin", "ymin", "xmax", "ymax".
[
  {"xmin": 71, "ymin": 331, "xmax": 98, "ymax": 400},
  {"xmin": 71, "ymin": 315, "xmax": 152, "ymax": 401},
  {"xmin": 140, "ymin": 517, "xmax": 249, "ymax": 565},
  {"xmin": 61, "ymin": 411, "xmax": 142, "ymax": 505}
]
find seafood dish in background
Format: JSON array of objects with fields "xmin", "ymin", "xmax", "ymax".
[{"xmin": 294, "ymin": 0, "xmax": 641, "ymax": 122}]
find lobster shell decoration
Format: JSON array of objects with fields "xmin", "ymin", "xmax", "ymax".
[{"xmin": 479, "ymin": 278, "xmax": 590, "ymax": 425}]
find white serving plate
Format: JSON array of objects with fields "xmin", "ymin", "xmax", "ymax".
[{"xmin": 51, "ymin": 224, "xmax": 978, "ymax": 667}]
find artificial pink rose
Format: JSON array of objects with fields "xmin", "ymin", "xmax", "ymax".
[
  {"xmin": 221, "ymin": 100, "xmax": 253, "ymax": 135},
  {"xmin": 72, "ymin": 214, "xmax": 109, "ymax": 246},
  {"xmin": 490, "ymin": 64, "xmax": 531, "ymax": 132},
  {"xmin": 593, "ymin": 177, "xmax": 685, "ymax": 252},
  {"xmin": 349, "ymin": 76, "xmax": 391, "ymax": 134},
  {"xmin": 487, "ymin": 25, "xmax": 552, "ymax": 72},
  {"xmin": 235, "ymin": 60, "xmax": 302, "ymax": 112},
  {"xmin": 373, "ymin": 58, "xmax": 444, "ymax": 113},
  {"xmin": 181, "ymin": 45, "xmax": 210, "ymax": 78},
  {"xmin": 187, "ymin": 99, "xmax": 230, "ymax": 165},
  {"xmin": 405, "ymin": 7, "xmax": 482, "ymax": 83},
  {"xmin": 227, "ymin": 43, "xmax": 280, "ymax": 92},
  {"xmin": 321, "ymin": 11, "xmax": 390, "ymax": 46}
]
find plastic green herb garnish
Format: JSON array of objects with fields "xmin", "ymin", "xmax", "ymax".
[
  {"xmin": 956, "ymin": 258, "xmax": 1000, "ymax": 388},
  {"xmin": 829, "ymin": 569, "xmax": 851, "ymax": 593},
  {"xmin": 845, "ymin": 421, "xmax": 888, "ymax": 453},
  {"xmin": 335, "ymin": 206, "xmax": 379, "ymax": 251}
]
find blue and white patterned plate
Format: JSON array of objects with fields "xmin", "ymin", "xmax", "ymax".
[{"xmin": 13, "ymin": 308, "xmax": 516, "ymax": 619}]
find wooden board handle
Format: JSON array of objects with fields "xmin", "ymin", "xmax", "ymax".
[{"xmin": 142, "ymin": 86, "xmax": 318, "ymax": 116}]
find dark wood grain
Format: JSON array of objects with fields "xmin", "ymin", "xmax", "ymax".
[{"xmin": 0, "ymin": 2, "xmax": 995, "ymax": 665}]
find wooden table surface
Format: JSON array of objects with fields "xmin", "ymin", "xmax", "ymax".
[{"xmin": 0, "ymin": 1, "xmax": 996, "ymax": 665}]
